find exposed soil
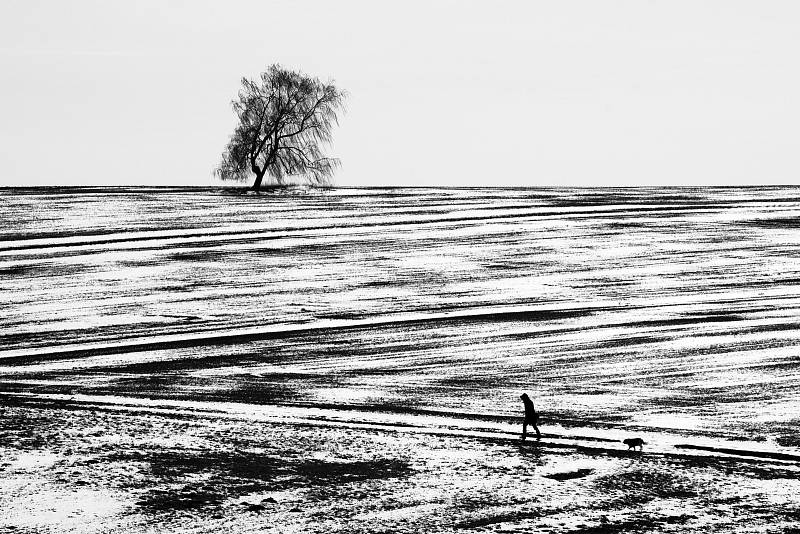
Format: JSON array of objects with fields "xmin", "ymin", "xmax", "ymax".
[{"xmin": 3, "ymin": 187, "xmax": 800, "ymax": 532}]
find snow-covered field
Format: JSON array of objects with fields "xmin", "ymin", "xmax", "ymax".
[{"xmin": 2, "ymin": 186, "xmax": 800, "ymax": 532}]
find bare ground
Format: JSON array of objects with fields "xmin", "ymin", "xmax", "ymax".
[
  {"xmin": 3, "ymin": 187, "xmax": 800, "ymax": 532},
  {"xmin": 2, "ymin": 393, "xmax": 800, "ymax": 533}
]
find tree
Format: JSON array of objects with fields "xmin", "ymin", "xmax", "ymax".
[{"xmin": 216, "ymin": 65, "xmax": 346, "ymax": 191}]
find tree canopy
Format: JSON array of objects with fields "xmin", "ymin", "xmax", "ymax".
[{"xmin": 216, "ymin": 65, "xmax": 346, "ymax": 191}]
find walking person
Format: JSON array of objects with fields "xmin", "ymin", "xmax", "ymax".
[{"xmin": 520, "ymin": 393, "xmax": 541, "ymax": 441}]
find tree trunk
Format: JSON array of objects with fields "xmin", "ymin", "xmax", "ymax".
[{"xmin": 252, "ymin": 171, "xmax": 265, "ymax": 192}]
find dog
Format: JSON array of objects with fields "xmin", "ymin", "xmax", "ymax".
[{"xmin": 622, "ymin": 437, "xmax": 645, "ymax": 451}]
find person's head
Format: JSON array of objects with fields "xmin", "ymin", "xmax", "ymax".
[{"xmin": 520, "ymin": 393, "xmax": 529, "ymax": 400}]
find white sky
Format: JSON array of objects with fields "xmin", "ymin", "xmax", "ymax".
[{"xmin": 1, "ymin": 0, "xmax": 799, "ymax": 187}]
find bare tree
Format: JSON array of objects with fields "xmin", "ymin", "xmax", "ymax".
[{"xmin": 216, "ymin": 65, "xmax": 346, "ymax": 191}]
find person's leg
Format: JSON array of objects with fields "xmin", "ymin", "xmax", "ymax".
[
  {"xmin": 522, "ymin": 421, "xmax": 528, "ymax": 440},
  {"xmin": 533, "ymin": 423, "xmax": 541, "ymax": 439}
]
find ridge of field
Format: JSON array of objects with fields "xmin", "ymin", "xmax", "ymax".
[{"xmin": 2, "ymin": 186, "xmax": 800, "ymax": 451}]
